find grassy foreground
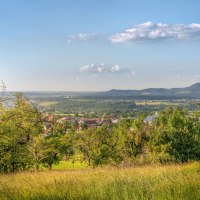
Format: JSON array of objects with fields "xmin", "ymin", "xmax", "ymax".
[{"xmin": 0, "ymin": 163, "xmax": 199, "ymax": 200}]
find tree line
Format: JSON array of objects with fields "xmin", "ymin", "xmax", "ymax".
[{"xmin": 0, "ymin": 94, "xmax": 199, "ymax": 173}]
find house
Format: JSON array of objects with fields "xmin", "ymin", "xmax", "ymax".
[
  {"xmin": 144, "ymin": 112, "xmax": 158, "ymax": 124},
  {"xmin": 111, "ymin": 118, "xmax": 119, "ymax": 124},
  {"xmin": 56, "ymin": 117, "xmax": 67, "ymax": 123}
]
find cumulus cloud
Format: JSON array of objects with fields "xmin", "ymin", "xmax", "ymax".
[
  {"xmin": 66, "ymin": 22, "xmax": 200, "ymax": 44},
  {"xmin": 79, "ymin": 63, "xmax": 135, "ymax": 77},
  {"xmin": 109, "ymin": 21, "xmax": 200, "ymax": 43},
  {"xmin": 79, "ymin": 63, "xmax": 122, "ymax": 74},
  {"xmin": 110, "ymin": 65, "xmax": 121, "ymax": 73},
  {"xmin": 67, "ymin": 33, "xmax": 99, "ymax": 43}
]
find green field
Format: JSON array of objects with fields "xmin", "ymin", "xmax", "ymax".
[
  {"xmin": 38, "ymin": 101, "xmax": 58, "ymax": 107},
  {"xmin": 0, "ymin": 162, "xmax": 199, "ymax": 200},
  {"xmin": 36, "ymin": 161, "xmax": 87, "ymax": 171},
  {"xmin": 135, "ymin": 100, "xmax": 185, "ymax": 106},
  {"xmin": 46, "ymin": 160, "xmax": 87, "ymax": 170}
]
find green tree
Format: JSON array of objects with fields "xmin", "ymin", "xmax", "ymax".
[
  {"xmin": 75, "ymin": 127, "xmax": 98, "ymax": 166},
  {"xmin": 150, "ymin": 108, "xmax": 200, "ymax": 163},
  {"xmin": 41, "ymin": 136, "xmax": 61, "ymax": 170},
  {"xmin": 28, "ymin": 135, "xmax": 47, "ymax": 172},
  {"xmin": 131, "ymin": 115, "xmax": 149, "ymax": 153},
  {"xmin": 76, "ymin": 124, "xmax": 119, "ymax": 167},
  {"xmin": 112, "ymin": 119, "xmax": 134, "ymax": 164},
  {"xmin": 59, "ymin": 131, "xmax": 74, "ymax": 161},
  {"xmin": 0, "ymin": 93, "xmax": 43, "ymax": 173}
]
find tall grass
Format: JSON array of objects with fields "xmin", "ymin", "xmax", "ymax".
[{"xmin": 0, "ymin": 163, "xmax": 199, "ymax": 200}]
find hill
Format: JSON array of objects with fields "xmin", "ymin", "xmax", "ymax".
[{"xmin": 98, "ymin": 83, "xmax": 200, "ymax": 99}]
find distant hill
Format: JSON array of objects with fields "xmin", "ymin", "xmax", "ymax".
[
  {"xmin": 97, "ymin": 83, "xmax": 200, "ymax": 99},
  {"xmin": 7, "ymin": 83, "xmax": 200, "ymax": 100}
]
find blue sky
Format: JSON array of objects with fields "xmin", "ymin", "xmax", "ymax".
[{"xmin": 0, "ymin": 0, "xmax": 200, "ymax": 91}]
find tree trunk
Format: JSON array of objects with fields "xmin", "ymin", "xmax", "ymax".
[
  {"xmin": 63, "ymin": 154, "xmax": 68, "ymax": 161},
  {"xmin": 88, "ymin": 158, "xmax": 91, "ymax": 166},
  {"xmin": 35, "ymin": 164, "xmax": 39, "ymax": 172},
  {"xmin": 48, "ymin": 163, "xmax": 52, "ymax": 170}
]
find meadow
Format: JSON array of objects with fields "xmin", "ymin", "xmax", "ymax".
[
  {"xmin": 134, "ymin": 100, "xmax": 185, "ymax": 106},
  {"xmin": 0, "ymin": 162, "xmax": 199, "ymax": 200},
  {"xmin": 38, "ymin": 101, "xmax": 59, "ymax": 107},
  {"xmin": 39, "ymin": 161, "xmax": 87, "ymax": 171}
]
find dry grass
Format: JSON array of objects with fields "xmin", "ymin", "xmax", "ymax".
[{"xmin": 0, "ymin": 162, "xmax": 199, "ymax": 200}]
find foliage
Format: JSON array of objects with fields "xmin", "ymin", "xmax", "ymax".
[
  {"xmin": 28, "ymin": 135, "xmax": 47, "ymax": 172},
  {"xmin": 0, "ymin": 93, "xmax": 199, "ymax": 172},
  {"xmin": 76, "ymin": 124, "xmax": 122, "ymax": 167},
  {"xmin": 41, "ymin": 136, "xmax": 61, "ymax": 170},
  {"xmin": 149, "ymin": 108, "xmax": 200, "ymax": 163},
  {"xmin": 0, "ymin": 94, "xmax": 43, "ymax": 173}
]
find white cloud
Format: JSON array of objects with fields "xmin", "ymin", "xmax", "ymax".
[
  {"xmin": 67, "ymin": 33, "xmax": 99, "ymax": 43},
  {"xmin": 67, "ymin": 22, "xmax": 200, "ymax": 44},
  {"xmin": 79, "ymin": 63, "xmax": 135, "ymax": 77},
  {"xmin": 79, "ymin": 63, "xmax": 122, "ymax": 74},
  {"xmin": 109, "ymin": 21, "xmax": 200, "ymax": 43},
  {"xmin": 110, "ymin": 65, "xmax": 121, "ymax": 72}
]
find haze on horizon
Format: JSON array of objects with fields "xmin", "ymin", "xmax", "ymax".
[{"xmin": 1, "ymin": 0, "xmax": 200, "ymax": 91}]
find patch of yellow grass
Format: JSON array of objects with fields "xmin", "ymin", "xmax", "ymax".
[{"xmin": 0, "ymin": 163, "xmax": 199, "ymax": 200}]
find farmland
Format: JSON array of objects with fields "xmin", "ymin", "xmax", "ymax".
[
  {"xmin": 38, "ymin": 101, "xmax": 59, "ymax": 107},
  {"xmin": 35, "ymin": 96, "xmax": 198, "ymax": 117}
]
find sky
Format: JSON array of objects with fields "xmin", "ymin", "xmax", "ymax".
[{"xmin": 0, "ymin": 0, "xmax": 200, "ymax": 91}]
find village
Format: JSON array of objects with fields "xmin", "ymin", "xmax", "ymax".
[
  {"xmin": 43, "ymin": 113, "xmax": 120, "ymax": 133},
  {"xmin": 43, "ymin": 112, "xmax": 158, "ymax": 134}
]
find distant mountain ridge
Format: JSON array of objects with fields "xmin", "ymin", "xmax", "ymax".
[
  {"xmin": 7, "ymin": 83, "xmax": 200, "ymax": 100},
  {"xmin": 99, "ymin": 83, "xmax": 200, "ymax": 98}
]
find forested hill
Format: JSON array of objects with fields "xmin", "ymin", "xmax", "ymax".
[{"xmin": 98, "ymin": 83, "xmax": 200, "ymax": 98}]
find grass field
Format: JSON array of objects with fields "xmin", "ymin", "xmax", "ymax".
[
  {"xmin": 38, "ymin": 101, "xmax": 58, "ymax": 107},
  {"xmin": 33, "ymin": 160, "xmax": 87, "ymax": 172},
  {"xmin": 47, "ymin": 160, "xmax": 87, "ymax": 170},
  {"xmin": 135, "ymin": 100, "xmax": 185, "ymax": 106},
  {"xmin": 0, "ymin": 162, "xmax": 199, "ymax": 200}
]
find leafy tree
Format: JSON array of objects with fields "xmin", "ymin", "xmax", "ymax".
[
  {"xmin": 59, "ymin": 131, "xmax": 74, "ymax": 161},
  {"xmin": 94, "ymin": 124, "xmax": 119, "ymax": 165},
  {"xmin": 80, "ymin": 121, "xmax": 88, "ymax": 130},
  {"xmin": 28, "ymin": 135, "xmax": 47, "ymax": 172},
  {"xmin": 112, "ymin": 119, "xmax": 134, "ymax": 164},
  {"xmin": 131, "ymin": 115, "xmax": 149, "ymax": 153},
  {"xmin": 76, "ymin": 124, "xmax": 119, "ymax": 167},
  {"xmin": 71, "ymin": 120, "xmax": 79, "ymax": 131},
  {"xmin": 41, "ymin": 119, "xmax": 74, "ymax": 170},
  {"xmin": 150, "ymin": 108, "xmax": 200, "ymax": 163},
  {"xmin": 41, "ymin": 136, "xmax": 61, "ymax": 170},
  {"xmin": 75, "ymin": 127, "xmax": 98, "ymax": 166},
  {"xmin": 0, "ymin": 94, "xmax": 43, "ymax": 172}
]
